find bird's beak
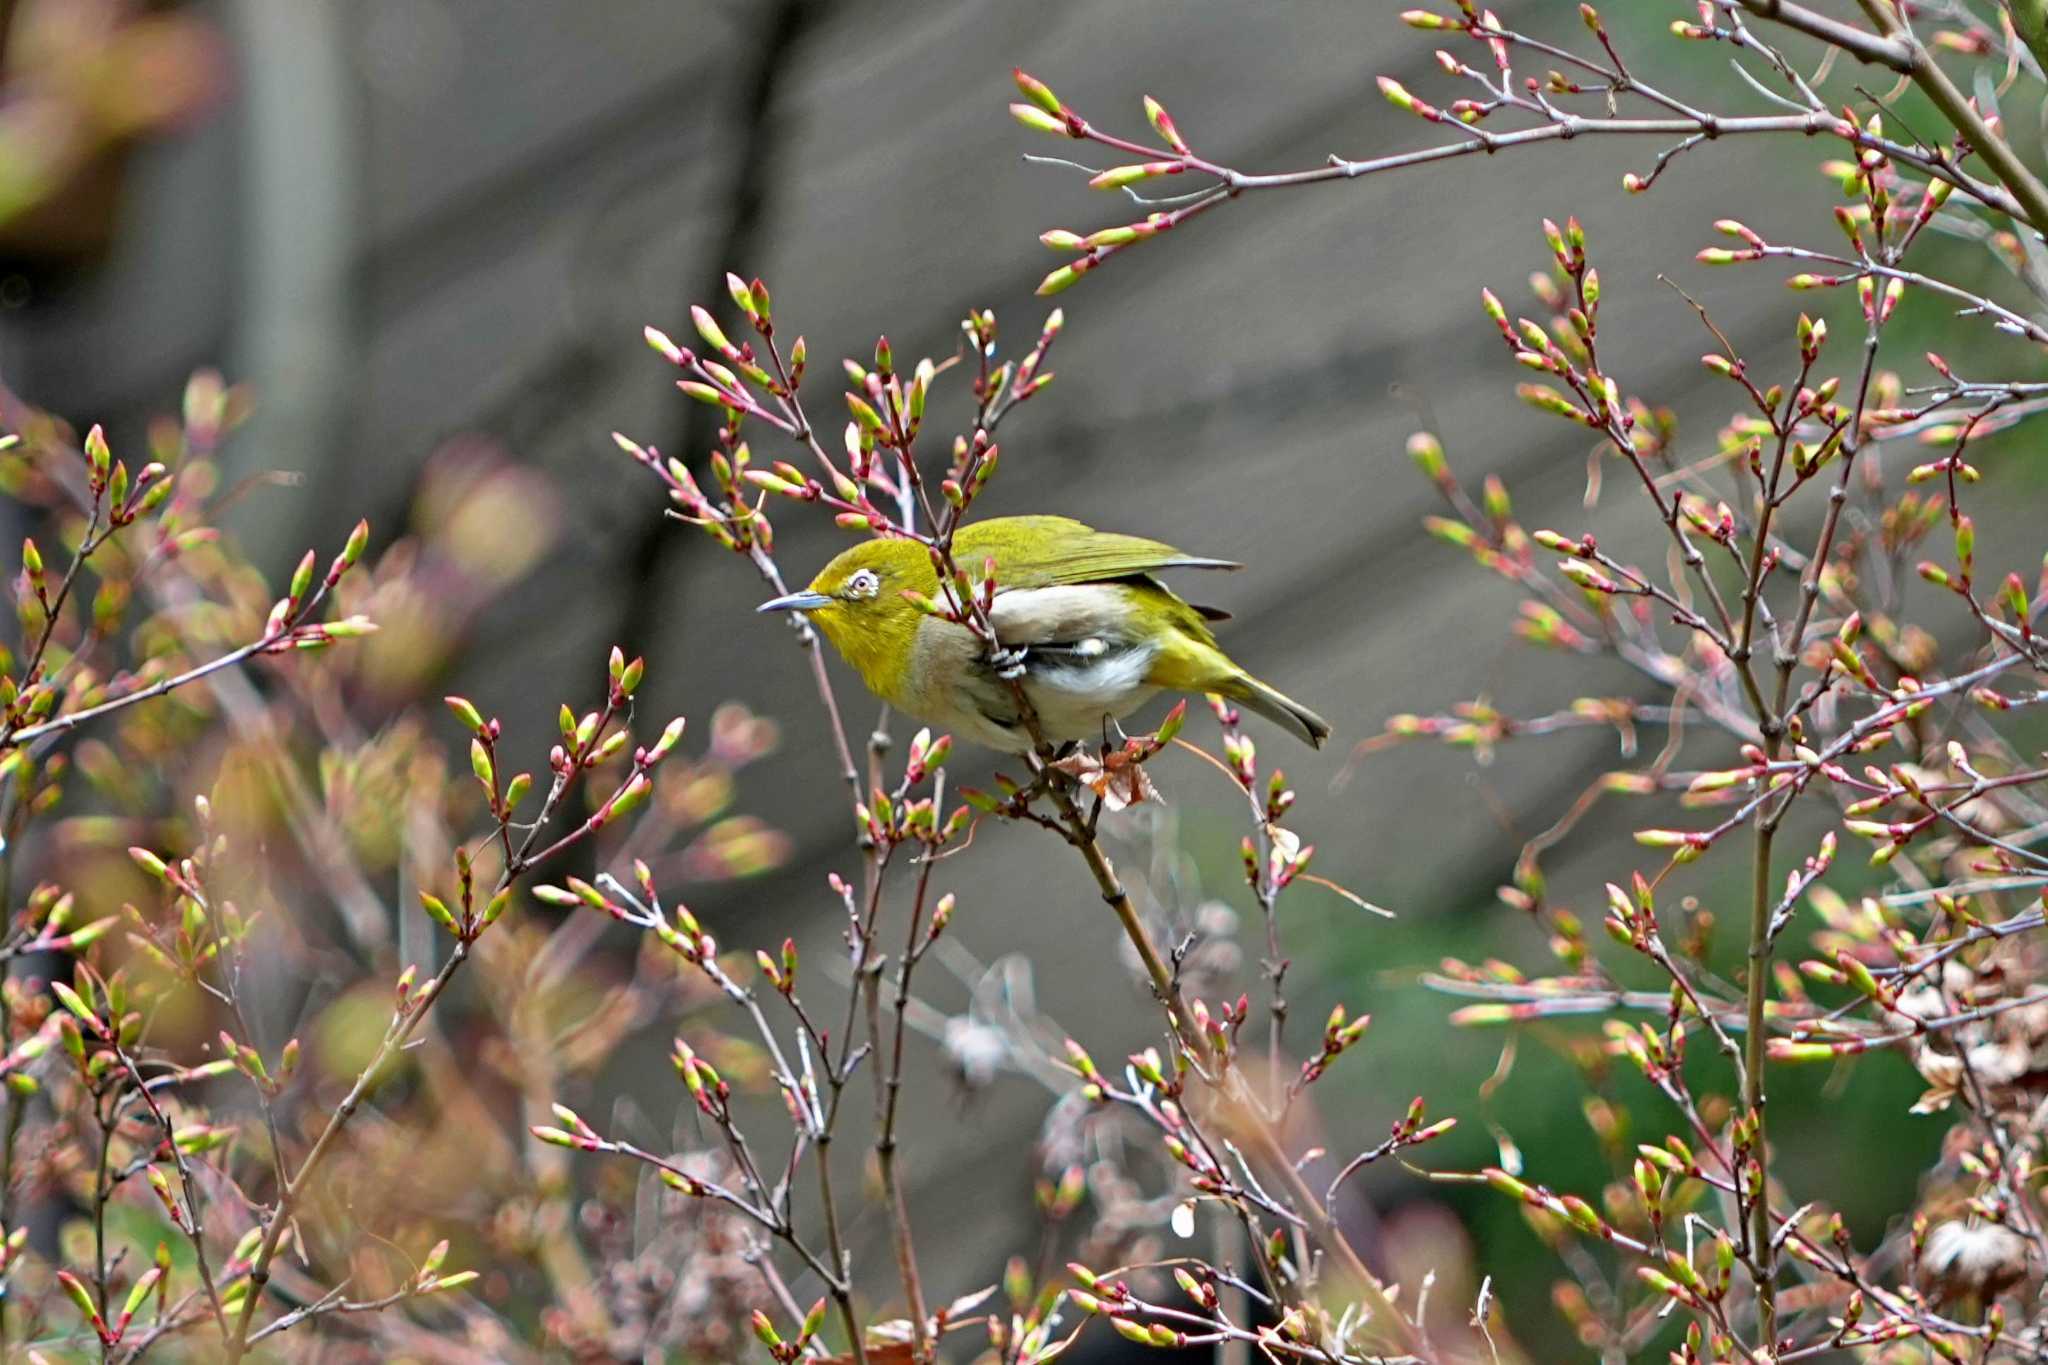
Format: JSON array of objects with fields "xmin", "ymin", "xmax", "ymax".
[{"xmin": 757, "ymin": 590, "xmax": 833, "ymax": 614}]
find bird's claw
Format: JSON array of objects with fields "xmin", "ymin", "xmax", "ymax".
[{"xmin": 991, "ymin": 646, "xmax": 1029, "ymax": 681}]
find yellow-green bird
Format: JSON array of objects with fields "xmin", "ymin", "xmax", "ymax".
[{"xmin": 757, "ymin": 515, "xmax": 1330, "ymax": 752}]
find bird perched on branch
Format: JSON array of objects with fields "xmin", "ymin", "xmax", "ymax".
[{"xmin": 757, "ymin": 515, "xmax": 1329, "ymax": 752}]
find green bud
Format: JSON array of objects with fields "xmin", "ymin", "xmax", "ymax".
[
  {"xmin": 56, "ymin": 1269, "xmax": 100, "ymax": 1327},
  {"xmin": 644, "ymin": 326, "xmax": 684, "ymax": 364},
  {"xmin": 1012, "ymin": 68, "xmax": 1063, "ymax": 116},
  {"xmin": 419, "ymin": 893, "xmax": 458, "ymax": 934},
  {"xmin": 341, "ymin": 518, "xmax": 370, "ymax": 569},
  {"xmin": 605, "ymin": 773, "xmax": 652, "ymax": 824},
  {"xmin": 691, "ymin": 305, "xmax": 734, "ymax": 357},
  {"xmin": 289, "ymin": 550, "xmax": 315, "ymax": 603},
  {"xmin": 1088, "ymin": 163, "xmax": 1173, "ymax": 191},
  {"xmin": 1406, "ymin": 431, "xmax": 1447, "ymax": 480},
  {"xmin": 84, "ymin": 424, "xmax": 111, "ymax": 482},
  {"xmin": 1036, "ymin": 264, "xmax": 1084, "ymax": 296},
  {"xmin": 1153, "ymin": 699, "xmax": 1187, "ymax": 747}
]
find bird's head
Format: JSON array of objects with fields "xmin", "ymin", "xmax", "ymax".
[{"xmin": 757, "ymin": 537, "xmax": 935, "ymax": 696}]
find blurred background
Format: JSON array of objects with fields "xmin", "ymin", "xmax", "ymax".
[{"xmin": 1, "ymin": 0, "xmax": 2021, "ymax": 1357}]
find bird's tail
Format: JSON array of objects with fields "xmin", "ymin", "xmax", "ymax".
[{"xmin": 1221, "ymin": 674, "xmax": 1332, "ymax": 749}]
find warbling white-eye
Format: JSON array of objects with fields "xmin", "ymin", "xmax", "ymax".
[{"xmin": 758, "ymin": 515, "xmax": 1330, "ymax": 751}]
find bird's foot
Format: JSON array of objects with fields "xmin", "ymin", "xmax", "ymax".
[{"xmin": 990, "ymin": 645, "xmax": 1029, "ymax": 681}]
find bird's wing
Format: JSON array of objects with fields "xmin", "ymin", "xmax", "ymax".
[
  {"xmin": 986, "ymin": 584, "xmax": 1143, "ymax": 650},
  {"xmin": 954, "ymin": 516, "xmax": 1239, "ymax": 590}
]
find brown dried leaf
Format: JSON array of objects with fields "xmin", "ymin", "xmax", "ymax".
[{"xmin": 1051, "ymin": 748, "xmax": 1159, "ymax": 811}]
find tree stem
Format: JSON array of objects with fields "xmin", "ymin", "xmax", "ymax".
[{"xmin": 1743, "ymin": 814, "xmax": 1777, "ymax": 1349}]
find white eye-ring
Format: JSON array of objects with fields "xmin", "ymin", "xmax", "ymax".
[{"xmin": 845, "ymin": 569, "xmax": 881, "ymax": 600}]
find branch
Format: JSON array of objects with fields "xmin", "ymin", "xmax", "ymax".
[
  {"xmin": 1732, "ymin": 0, "xmax": 1910, "ymax": 68},
  {"xmin": 1846, "ymin": 0, "xmax": 2048, "ymax": 235}
]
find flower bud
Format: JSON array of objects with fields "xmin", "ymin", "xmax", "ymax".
[{"xmin": 1012, "ymin": 68, "xmax": 1063, "ymax": 116}]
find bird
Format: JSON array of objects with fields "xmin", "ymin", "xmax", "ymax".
[{"xmin": 757, "ymin": 515, "xmax": 1330, "ymax": 753}]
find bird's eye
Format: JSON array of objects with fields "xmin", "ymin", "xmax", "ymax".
[{"xmin": 845, "ymin": 569, "xmax": 881, "ymax": 600}]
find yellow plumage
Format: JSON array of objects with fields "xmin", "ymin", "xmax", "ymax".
[{"xmin": 759, "ymin": 516, "xmax": 1330, "ymax": 752}]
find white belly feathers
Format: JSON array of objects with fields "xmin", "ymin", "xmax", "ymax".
[
  {"xmin": 1018, "ymin": 636, "xmax": 1161, "ymax": 740},
  {"xmin": 902, "ymin": 584, "xmax": 1164, "ymax": 750}
]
